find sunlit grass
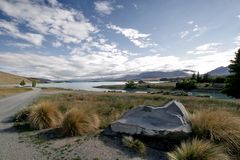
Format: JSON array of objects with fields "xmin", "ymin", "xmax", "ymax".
[
  {"xmin": 191, "ymin": 109, "xmax": 240, "ymax": 154},
  {"xmin": 29, "ymin": 101, "xmax": 63, "ymax": 129},
  {"xmin": 167, "ymin": 138, "xmax": 229, "ymax": 160},
  {"xmin": 62, "ymin": 107, "xmax": 100, "ymax": 136}
]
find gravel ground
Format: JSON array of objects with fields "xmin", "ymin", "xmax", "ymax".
[{"xmin": 0, "ymin": 88, "xmax": 47, "ymax": 160}]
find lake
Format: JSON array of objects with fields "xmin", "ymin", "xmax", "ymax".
[
  {"xmin": 37, "ymin": 81, "xmax": 167, "ymax": 92},
  {"xmin": 38, "ymin": 81, "xmax": 127, "ymax": 91}
]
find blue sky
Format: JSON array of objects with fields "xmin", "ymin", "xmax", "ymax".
[{"xmin": 0, "ymin": 0, "xmax": 239, "ymax": 79}]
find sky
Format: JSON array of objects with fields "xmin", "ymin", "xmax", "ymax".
[{"xmin": 0, "ymin": 0, "xmax": 240, "ymax": 80}]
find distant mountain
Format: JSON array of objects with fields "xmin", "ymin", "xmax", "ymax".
[
  {"xmin": 117, "ymin": 70, "xmax": 190, "ymax": 80},
  {"xmin": 0, "ymin": 71, "xmax": 32, "ymax": 84},
  {"xmin": 207, "ymin": 66, "xmax": 230, "ymax": 76}
]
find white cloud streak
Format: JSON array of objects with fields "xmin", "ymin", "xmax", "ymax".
[
  {"xmin": 187, "ymin": 43, "xmax": 222, "ymax": 55},
  {"xmin": 180, "ymin": 21, "xmax": 207, "ymax": 39},
  {"xmin": 0, "ymin": 20, "xmax": 44, "ymax": 46},
  {"xmin": 107, "ymin": 24, "xmax": 157, "ymax": 48}
]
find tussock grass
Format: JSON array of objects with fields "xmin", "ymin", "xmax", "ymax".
[
  {"xmin": 62, "ymin": 107, "xmax": 100, "ymax": 136},
  {"xmin": 191, "ymin": 109, "xmax": 240, "ymax": 154},
  {"xmin": 167, "ymin": 138, "xmax": 229, "ymax": 160},
  {"xmin": 14, "ymin": 107, "xmax": 31, "ymax": 122},
  {"xmin": 122, "ymin": 136, "xmax": 146, "ymax": 155},
  {"xmin": 29, "ymin": 101, "xmax": 63, "ymax": 129}
]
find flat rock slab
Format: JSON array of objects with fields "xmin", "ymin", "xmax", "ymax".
[{"xmin": 111, "ymin": 100, "xmax": 191, "ymax": 138}]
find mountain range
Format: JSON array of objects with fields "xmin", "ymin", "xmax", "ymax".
[{"xmin": 0, "ymin": 66, "xmax": 230, "ymax": 84}]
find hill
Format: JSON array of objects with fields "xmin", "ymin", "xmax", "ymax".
[
  {"xmin": 118, "ymin": 70, "xmax": 190, "ymax": 80},
  {"xmin": 207, "ymin": 66, "xmax": 230, "ymax": 76},
  {"xmin": 0, "ymin": 71, "xmax": 32, "ymax": 84}
]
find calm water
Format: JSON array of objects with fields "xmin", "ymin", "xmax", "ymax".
[{"xmin": 38, "ymin": 81, "xmax": 126, "ymax": 92}]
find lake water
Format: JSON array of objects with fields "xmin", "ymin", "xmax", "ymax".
[{"xmin": 38, "ymin": 81, "xmax": 126, "ymax": 92}]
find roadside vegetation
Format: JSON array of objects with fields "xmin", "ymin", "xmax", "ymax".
[{"xmin": 0, "ymin": 87, "xmax": 32, "ymax": 98}]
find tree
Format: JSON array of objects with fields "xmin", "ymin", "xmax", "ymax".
[
  {"xmin": 196, "ymin": 72, "xmax": 202, "ymax": 82},
  {"xmin": 125, "ymin": 80, "xmax": 136, "ymax": 89},
  {"xmin": 191, "ymin": 73, "xmax": 196, "ymax": 80},
  {"xmin": 32, "ymin": 80, "xmax": 37, "ymax": 87},
  {"xmin": 202, "ymin": 73, "xmax": 209, "ymax": 83},
  {"xmin": 223, "ymin": 49, "xmax": 240, "ymax": 98},
  {"xmin": 176, "ymin": 79, "xmax": 197, "ymax": 90},
  {"xmin": 20, "ymin": 80, "xmax": 26, "ymax": 86}
]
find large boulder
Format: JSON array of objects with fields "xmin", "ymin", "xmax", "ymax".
[{"xmin": 111, "ymin": 100, "xmax": 191, "ymax": 138}]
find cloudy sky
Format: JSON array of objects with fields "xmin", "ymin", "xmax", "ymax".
[{"xmin": 0, "ymin": 0, "xmax": 239, "ymax": 80}]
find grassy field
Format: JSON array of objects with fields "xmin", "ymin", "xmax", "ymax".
[
  {"xmin": 32, "ymin": 91, "xmax": 240, "ymax": 128},
  {"xmin": 0, "ymin": 87, "xmax": 32, "ymax": 98},
  {"xmin": 14, "ymin": 91, "xmax": 240, "ymax": 159}
]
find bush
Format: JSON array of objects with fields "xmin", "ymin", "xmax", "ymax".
[
  {"xmin": 125, "ymin": 81, "xmax": 136, "ymax": 89},
  {"xmin": 176, "ymin": 80, "xmax": 197, "ymax": 90},
  {"xmin": 167, "ymin": 138, "xmax": 229, "ymax": 160},
  {"xmin": 190, "ymin": 109, "xmax": 240, "ymax": 154},
  {"xmin": 122, "ymin": 136, "xmax": 146, "ymax": 155},
  {"xmin": 62, "ymin": 108, "xmax": 100, "ymax": 136},
  {"xmin": 29, "ymin": 101, "xmax": 63, "ymax": 129}
]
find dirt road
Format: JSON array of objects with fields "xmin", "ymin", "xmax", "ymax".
[{"xmin": 0, "ymin": 88, "xmax": 47, "ymax": 160}]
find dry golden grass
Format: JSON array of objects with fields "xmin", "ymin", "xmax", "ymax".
[
  {"xmin": 191, "ymin": 109, "xmax": 240, "ymax": 154},
  {"xmin": 0, "ymin": 87, "xmax": 32, "ymax": 98},
  {"xmin": 0, "ymin": 71, "xmax": 31, "ymax": 84},
  {"xmin": 29, "ymin": 101, "xmax": 63, "ymax": 129},
  {"xmin": 62, "ymin": 107, "xmax": 100, "ymax": 136},
  {"xmin": 167, "ymin": 138, "xmax": 229, "ymax": 160},
  {"xmin": 37, "ymin": 92, "xmax": 240, "ymax": 129}
]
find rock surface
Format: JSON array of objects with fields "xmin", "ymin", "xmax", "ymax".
[{"xmin": 111, "ymin": 100, "xmax": 191, "ymax": 138}]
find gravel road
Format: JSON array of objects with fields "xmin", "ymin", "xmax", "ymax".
[{"xmin": 0, "ymin": 88, "xmax": 47, "ymax": 160}]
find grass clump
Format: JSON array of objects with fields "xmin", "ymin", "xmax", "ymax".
[
  {"xmin": 29, "ymin": 101, "xmax": 63, "ymax": 129},
  {"xmin": 167, "ymin": 138, "xmax": 229, "ymax": 160},
  {"xmin": 191, "ymin": 109, "xmax": 240, "ymax": 154},
  {"xmin": 122, "ymin": 136, "xmax": 146, "ymax": 155},
  {"xmin": 62, "ymin": 108, "xmax": 100, "ymax": 136},
  {"xmin": 14, "ymin": 107, "xmax": 31, "ymax": 122}
]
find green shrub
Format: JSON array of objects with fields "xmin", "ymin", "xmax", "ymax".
[
  {"xmin": 125, "ymin": 81, "xmax": 136, "ymax": 89},
  {"xmin": 176, "ymin": 80, "xmax": 197, "ymax": 90}
]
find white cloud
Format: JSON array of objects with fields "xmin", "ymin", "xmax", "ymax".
[
  {"xmin": 188, "ymin": 21, "xmax": 194, "ymax": 25},
  {"xmin": 94, "ymin": 1, "xmax": 114, "ymax": 15},
  {"xmin": 0, "ymin": 0, "xmax": 96, "ymax": 44},
  {"xmin": 0, "ymin": 47, "xmax": 235, "ymax": 79},
  {"xmin": 180, "ymin": 21, "xmax": 207, "ymax": 39},
  {"xmin": 237, "ymin": 15, "xmax": 240, "ymax": 19},
  {"xmin": 180, "ymin": 31, "xmax": 189, "ymax": 39},
  {"xmin": 6, "ymin": 42, "xmax": 33, "ymax": 49},
  {"xmin": 107, "ymin": 24, "xmax": 157, "ymax": 48},
  {"xmin": 0, "ymin": 20, "xmax": 44, "ymax": 46},
  {"xmin": 187, "ymin": 43, "xmax": 222, "ymax": 55},
  {"xmin": 52, "ymin": 41, "xmax": 62, "ymax": 48}
]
